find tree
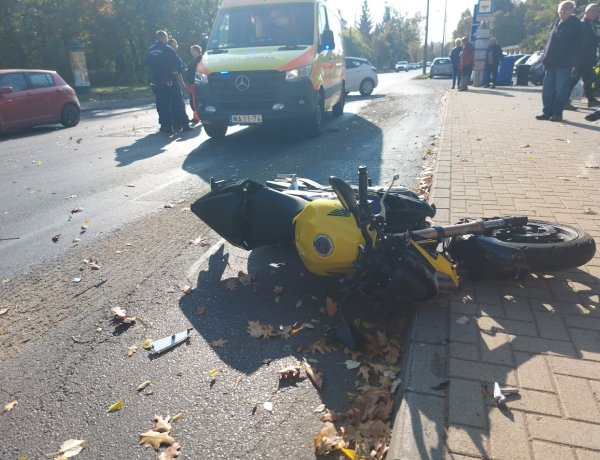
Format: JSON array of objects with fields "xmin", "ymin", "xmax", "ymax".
[
  {"xmin": 356, "ymin": 0, "xmax": 373, "ymax": 42},
  {"xmin": 491, "ymin": 2, "xmax": 526, "ymax": 47},
  {"xmin": 453, "ymin": 9, "xmax": 473, "ymax": 40}
]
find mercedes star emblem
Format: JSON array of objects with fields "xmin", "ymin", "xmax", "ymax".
[{"xmin": 235, "ymin": 75, "xmax": 250, "ymax": 91}]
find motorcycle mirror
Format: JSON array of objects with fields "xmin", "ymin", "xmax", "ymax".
[{"xmin": 329, "ymin": 176, "xmax": 360, "ymax": 223}]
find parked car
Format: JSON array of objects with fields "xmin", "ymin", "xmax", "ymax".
[
  {"xmin": 513, "ymin": 54, "xmax": 531, "ymax": 75},
  {"xmin": 429, "ymin": 57, "xmax": 453, "ymax": 78},
  {"xmin": 395, "ymin": 61, "xmax": 409, "ymax": 72},
  {"xmin": 525, "ymin": 51, "xmax": 545, "ymax": 85},
  {"xmin": 0, "ymin": 69, "xmax": 80, "ymax": 133},
  {"xmin": 345, "ymin": 57, "xmax": 379, "ymax": 96},
  {"xmin": 407, "ymin": 62, "xmax": 418, "ymax": 70}
]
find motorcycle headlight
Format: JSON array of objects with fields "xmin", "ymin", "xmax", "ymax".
[
  {"xmin": 195, "ymin": 71, "xmax": 209, "ymax": 84},
  {"xmin": 285, "ymin": 65, "xmax": 312, "ymax": 81}
]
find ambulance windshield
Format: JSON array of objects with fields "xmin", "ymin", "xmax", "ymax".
[{"xmin": 208, "ymin": 3, "xmax": 314, "ymax": 50}]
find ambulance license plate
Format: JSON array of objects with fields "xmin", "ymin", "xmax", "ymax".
[{"xmin": 230, "ymin": 114, "xmax": 262, "ymax": 124}]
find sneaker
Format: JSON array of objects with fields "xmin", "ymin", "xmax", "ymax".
[
  {"xmin": 451, "ymin": 86, "xmax": 455, "ymax": 89},
  {"xmin": 159, "ymin": 125, "xmax": 174, "ymax": 133},
  {"xmin": 550, "ymin": 115, "xmax": 563, "ymax": 122},
  {"xmin": 585, "ymin": 111, "xmax": 600, "ymax": 122},
  {"xmin": 564, "ymin": 102, "xmax": 577, "ymax": 111},
  {"xmin": 535, "ymin": 114, "xmax": 551, "ymax": 120},
  {"xmin": 588, "ymin": 99, "xmax": 600, "ymax": 108}
]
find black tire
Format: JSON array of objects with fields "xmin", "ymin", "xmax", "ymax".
[
  {"xmin": 305, "ymin": 92, "xmax": 324, "ymax": 137},
  {"xmin": 204, "ymin": 123, "xmax": 228, "ymax": 139},
  {"xmin": 429, "ymin": 74, "xmax": 433, "ymax": 79},
  {"xmin": 359, "ymin": 78, "xmax": 374, "ymax": 96},
  {"xmin": 332, "ymin": 85, "xmax": 345, "ymax": 116},
  {"xmin": 61, "ymin": 103, "xmax": 80, "ymax": 128},
  {"xmin": 497, "ymin": 221, "xmax": 596, "ymax": 271}
]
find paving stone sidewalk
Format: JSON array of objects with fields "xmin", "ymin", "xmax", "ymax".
[{"xmin": 389, "ymin": 86, "xmax": 600, "ymax": 459}]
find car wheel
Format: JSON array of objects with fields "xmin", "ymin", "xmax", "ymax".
[
  {"xmin": 429, "ymin": 73, "xmax": 433, "ymax": 79},
  {"xmin": 61, "ymin": 103, "xmax": 80, "ymax": 128},
  {"xmin": 359, "ymin": 78, "xmax": 374, "ymax": 96},
  {"xmin": 305, "ymin": 92, "xmax": 324, "ymax": 137},
  {"xmin": 204, "ymin": 123, "xmax": 228, "ymax": 139}
]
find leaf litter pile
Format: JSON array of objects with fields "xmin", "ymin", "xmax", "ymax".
[{"xmin": 236, "ymin": 280, "xmax": 405, "ymax": 460}]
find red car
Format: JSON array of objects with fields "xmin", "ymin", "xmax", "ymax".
[{"xmin": 0, "ymin": 69, "xmax": 80, "ymax": 133}]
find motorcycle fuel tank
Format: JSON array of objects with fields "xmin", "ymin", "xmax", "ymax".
[{"xmin": 293, "ymin": 199, "xmax": 376, "ymax": 276}]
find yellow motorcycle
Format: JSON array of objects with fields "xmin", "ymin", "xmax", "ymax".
[{"xmin": 192, "ymin": 166, "xmax": 596, "ymax": 306}]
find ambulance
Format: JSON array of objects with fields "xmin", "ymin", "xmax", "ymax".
[{"xmin": 195, "ymin": 0, "xmax": 345, "ymax": 139}]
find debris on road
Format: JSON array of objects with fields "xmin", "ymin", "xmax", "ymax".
[
  {"xmin": 111, "ymin": 307, "xmax": 136, "ymax": 325},
  {"xmin": 52, "ymin": 234, "xmax": 61, "ymax": 243},
  {"xmin": 106, "ymin": 400, "xmax": 124, "ymax": 413},
  {"xmin": 455, "ymin": 316, "xmax": 470, "ymax": 325},
  {"xmin": 137, "ymin": 380, "xmax": 151, "ymax": 391},
  {"xmin": 50, "ymin": 439, "xmax": 88, "ymax": 458},
  {"xmin": 4, "ymin": 400, "xmax": 17, "ymax": 412},
  {"xmin": 151, "ymin": 329, "xmax": 192, "ymax": 354},
  {"xmin": 493, "ymin": 381, "xmax": 519, "ymax": 407}
]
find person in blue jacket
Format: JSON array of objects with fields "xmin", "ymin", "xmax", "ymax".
[
  {"xmin": 145, "ymin": 30, "xmax": 192, "ymax": 134},
  {"xmin": 450, "ymin": 38, "xmax": 462, "ymax": 89}
]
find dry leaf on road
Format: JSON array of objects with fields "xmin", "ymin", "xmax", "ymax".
[
  {"xmin": 273, "ymin": 286, "xmax": 284, "ymax": 295},
  {"xmin": 278, "ymin": 364, "xmax": 302, "ymax": 380},
  {"xmin": 127, "ymin": 345, "xmax": 138, "ymax": 357},
  {"xmin": 153, "ymin": 415, "xmax": 172, "ymax": 433},
  {"xmin": 139, "ymin": 430, "xmax": 175, "ymax": 450},
  {"xmin": 52, "ymin": 439, "xmax": 88, "ymax": 458},
  {"xmin": 4, "ymin": 400, "xmax": 17, "ymax": 412},
  {"xmin": 225, "ymin": 279, "xmax": 238, "ymax": 291},
  {"xmin": 137, "ymin": 380, "xmax": 151, "ymax": 391},
  {"xmin": 210, "ymin": 339, "xmax": 227, "ymax": 348},
  {"xmin": 106, "ymin": 400, "xmax": 124, "ymax": 413},
  {"xmin": 0, "ymin": 307, "xmax": 9, "ymax": 316},
  {"xmin": 158, "ymin": 442, "xmax": 181, "ymax": 460},
  {"xmin": 302, "ymin": 360, "xmax": 324, "ymax": 390},
  {"xmin": 238, "ymin": 271, "xmax": 255, "ymax": 286}
]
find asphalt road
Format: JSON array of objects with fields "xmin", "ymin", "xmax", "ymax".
[{"xmin": 0, "ymin": 70, "xmax": 449, "ymax": 459}]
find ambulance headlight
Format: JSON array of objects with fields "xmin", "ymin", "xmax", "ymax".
[{"xmin": 285, "ymin": 65, "xmax": 312, "ymax": 81}]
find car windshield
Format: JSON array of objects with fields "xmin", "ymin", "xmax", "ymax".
[
  {"xmin": 208, "ymin": 3, "xmax": 314, "ymax": 49},
  {"xmin": 435, "ymin": 59, "xmax": 450, "ymax": 64}
]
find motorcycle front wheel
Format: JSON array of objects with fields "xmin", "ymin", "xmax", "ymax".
[{"xmin": 448, "ymin": 220, "xmax": 596, "ymax": 276}]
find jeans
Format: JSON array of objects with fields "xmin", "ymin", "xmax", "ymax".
[
  {"xmin": 568, "ymin": 63, "xmax": 596, "ymax": 102},
  {"xmin": 485, "ymin": 63, "xmax": 499, "ymax": 86},
  {"xmin": 460, "ymin": 65, "xmax": 473, "ymax": 89},
  {"xmin": 542, "ymin": 67, "xmax": 572, "ymax": 117},
  {"xmin": 452, "ymin": 64, "xmax": 460, "ymax": 87}
]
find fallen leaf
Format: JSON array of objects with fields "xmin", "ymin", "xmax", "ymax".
[
  {"xmin": 71, "ymin": 207, "xmax": 83, "ymax": 214},
  {"xmin": 52, "ymin": 234, "xmax": 61, "ymax": 243},
  {"xmin": 171, "ymin": 412, "xmax": 184, "ymax": 423},
  {"xmin": 345, "ymin": 360, "xmax": 361, "ymax": 370},
  {"xmin": 139, "ymin": 430, "xmax": 175, "ymax": 450},
  {"xmin": 209, "ymin": 368, "xmax": 219, "ymax": 379},
  {"xmin": 278, "ymin": 364, "xmax": 302, "ymax": 380},
  {"xmin": 143, "ymin": 338, "xmax": 152, "ymax": 350},
  {"xmin": 246, "ymin": 320, "xmax": 275, "ymax": 339},
  {"xmin": 107, "ymin": 400, "xmax": 124, "ymax": 413},
  {"xmin": 56, "ymin": 439, "xmax": 88, "ymax": 458},
  {"xmin": 158, "ymin": 442, "xmax": 181, "ymax": 460},
  {"xmin": 273, "ymin": 286, "xmax": 284, "ymax": 295},
  {"xmin": 306, "ymin": 340, "xmax": 337, "ymax": 355},
  {"xmin": 89, "ymin": 262, "xmax": 101, "ymax": 270},
  {"xmin": 314, "ymin": 403, "xmax": 326, "ymax": 413},
  {"xmin": 296, "ymin": 300, "xmax": 303, "ymax": 308},
  {"xmin": 0, "ymin": 307, "xmax": 9, "ymax": 316},
  {"xmin": 4, "ymin": 400, "xmax": 17, "ymax": 412},
  {"xmin": 325, "ymin": 297, "xmax": 337, "ymax": 317},
  {"xmin": 137, "ymin": 380, "xmax": 151, "ymax": 391},
  {"xmin": 455, "ymin": 316, "xmax": 469, "ymax": 325},
  {"xmin": 303, "ymin": 360, "xmax": 324, "ymax": 390},
  {"xmin": 263, "ymin": 401, "xmax": 273, "ymax": 412},
  {"xmin": 153, "ymin": 415, "xmax": 172, "ymax": 433},
  {"xmin": 127, "ymin": 345, "xmax": 138, "ymax": 357},
  {"xmin": 111, "ymin": 307, "xmax": 136, "ymax": 324},
  {"xmin": 210, "ymin": 339, "xmax": 227, "ymax": 348},
  {"xmin": 197, "ymin": 307, "xmax": 206, "ymax": 316}
]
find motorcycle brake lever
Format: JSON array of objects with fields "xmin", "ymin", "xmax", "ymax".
[{"xmin": 376, "ymin": 174, "xmax": 400, "ymax": 221}]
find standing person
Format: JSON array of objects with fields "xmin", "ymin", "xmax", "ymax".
[
  {"xmin": 484, "ymin": 38, "xmax": 504, "ymax": 88},
  {"xmin": 567, "ymin": 3, "xmax": 600, "ymax": 108},
  {"xmin": 146, "ymin": 30, "xmax": 191, "ymax": 133},
  {"xmin": 450, "ymin": 38, "xmax": 462, "ymax": 89},
  {"xmin": 167, "ymin": 37, "xmax": 194, "ymax": 131},
  {"xmin": 185, "ymin": 45, "xmax": 203, "ymax": 124},
  {"xmin": 535, "ymin": 1, "xmax": 583, "ymax": 122},
  {"xmin": 458, "ymin": 36, "xmax": 474, "ymax": 91}
]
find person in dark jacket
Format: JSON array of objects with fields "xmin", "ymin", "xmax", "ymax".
[
  {"xmin": 185, "ymin": 44, "xmax": 203, "ymax": 123},
  {"xmin": 567, "ymin": 3, "xmax": 600, "ymax": 108},
  {"xmin": 145, "ymin": 31, "xmax": 191, "ymax": 134},
  {"xmin": 536, "ymin": 1, "xmax": 583, "ymax": 122},
  {"xmin": 450, "ymin": 38, "xmax": 462, "ymax": 89},
  {"xmin": 484, "ymin": 38, "xmax": 504, "ymax": 88},
  {"xmin": 458, "ymin": 36, "xmax": 475, "ymax": 91}
]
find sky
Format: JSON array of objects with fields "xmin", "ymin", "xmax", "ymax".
[{"xmin": 330, "ymin": 0, "xmax": 477, "ymax": 44}]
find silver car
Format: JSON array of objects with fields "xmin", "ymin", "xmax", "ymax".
[
  {"xmin": 345, "ymin": 57, "xmax": 378, "ymax": 96},
  {"xmin": 429, "ymin": 57, "xmax": 453, "ymax": 78}
]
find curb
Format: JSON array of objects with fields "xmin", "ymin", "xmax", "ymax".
[{"xmin": 80, "ymin": 96, "xmax": 155, "ymax": 113}]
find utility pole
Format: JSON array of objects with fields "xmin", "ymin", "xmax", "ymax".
[
  {"xmin": 422, "ymin": 0, "xmax": 430, "ymax": 74},
  {"xmin": 442, "ymin": 0, "xmax": 448, "ymax": 56}
]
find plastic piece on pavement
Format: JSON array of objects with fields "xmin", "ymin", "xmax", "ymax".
[{"xmin": 151, "ymin": 328, "xmax": 192, "ymax": 354}]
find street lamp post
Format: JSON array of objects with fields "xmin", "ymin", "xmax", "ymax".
[{"xmin": 422, "ymin": 0, "xmax": 430, "ymax": 74}]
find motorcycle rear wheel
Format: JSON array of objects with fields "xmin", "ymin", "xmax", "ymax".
[{"xmin": 454, "ymin": 220, "xmax": 596, "ymax": 273}]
